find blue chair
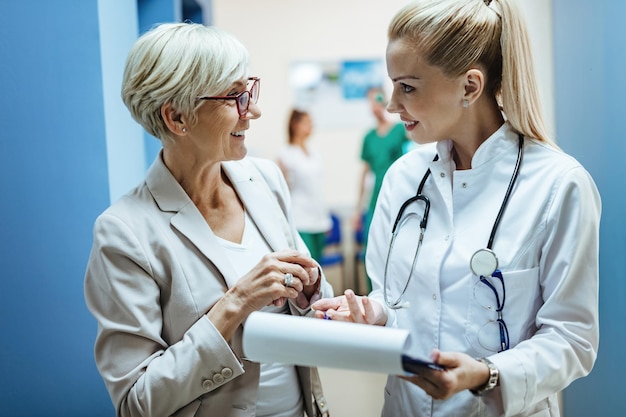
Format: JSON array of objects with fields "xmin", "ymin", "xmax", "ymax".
[
  {"xmin": 320, "ymin": 213, "xmax": 345, "ymax": 282},
  {"xmin": 354, "ymin": 213, "xmax": 366, "ymax": 262},
  {"xmin": 353, "ymin": 211, "xmax": 367, "ymax": 293}
]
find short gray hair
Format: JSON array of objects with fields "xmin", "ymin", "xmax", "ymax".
[{"xmin": 122, "ymin": 23, "xmax": 249, "ymax": 141}]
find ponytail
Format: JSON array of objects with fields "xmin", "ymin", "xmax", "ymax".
[{"xmin": 494, "ymin": 0, "xmax": 556, "ymax": 146}]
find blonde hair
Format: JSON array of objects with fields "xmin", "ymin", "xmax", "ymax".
[
  {"xmin": 122, "ymin": 23, "xmax": 249, "ymax": 141},
  {"xmin": 389, "ymin": 0, "xmax": 555, "ymax": 146}
]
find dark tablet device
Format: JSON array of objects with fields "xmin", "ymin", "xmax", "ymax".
[{"xmin": 401, "ymin": 354, "xmax": 445, "ymax": 375}]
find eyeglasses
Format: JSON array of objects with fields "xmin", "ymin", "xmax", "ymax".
[
  {"xmin": 198, "ymin": 77, "xmax": 260, "ymax": 116},
  {"xmin": 473, "ymin": 270, "xmax": 510, "ymax": 352}
]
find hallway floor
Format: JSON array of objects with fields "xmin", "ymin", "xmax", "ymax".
[{"xmin": 318, "ymin": 367, "xmax": 387, "ymax": 417}]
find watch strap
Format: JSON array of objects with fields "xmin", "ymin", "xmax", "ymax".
[{"xmin": 470, "ymin": 357, "xmax": 499, "ymax": 396}]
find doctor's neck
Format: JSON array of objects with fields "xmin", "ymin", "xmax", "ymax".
[
  {"xmin": 453, "ymin": 103, "xmax": 506, "ymax": 170},
  {"xmin": 451, "ymin": 146, "xmax": 473, "ymax": 171}
]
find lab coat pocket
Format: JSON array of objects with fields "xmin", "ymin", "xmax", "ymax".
[{"xmin": 466, "ymin": 266, "xmax": 541, "ymax": 355}]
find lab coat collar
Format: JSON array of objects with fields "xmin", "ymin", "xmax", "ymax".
[{"xmin": 435, "ymin": 122, "xmax": 520, "ymax": 169}]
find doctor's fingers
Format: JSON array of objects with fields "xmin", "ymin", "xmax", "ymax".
[
  {"xmin": 361, "ymin": 296, "xmax": 387, "ymax": 326},
  {"xmin": 315, "ymin": 307, "xmax": 354, "ymax": 322},
  {"xmin": 401, "ymin": 373, "xmax": 452, "ymax": 400},
  {"xmin": 344, "ymin": 289, "xmax": 374, "ymax": 324},
  {"xmin": 311, "ymin": 295, "xmax": 348, "ymax": 312}
]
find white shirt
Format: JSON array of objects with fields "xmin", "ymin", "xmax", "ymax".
[
  {"xmin": 278, "ymin": 144, "xmax": 331, "ymax": 233},
  {"xmin": 367, "ymin": 122, "xmax": 601, "ymax": 417},
  {"xmin": 215, "ymin": 212, "xmax": 304, "ymax": 417}
]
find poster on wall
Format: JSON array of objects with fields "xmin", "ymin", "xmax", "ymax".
[{"xmin": 289, "ymin": 59, "xmax": 385, "ymax": 130}]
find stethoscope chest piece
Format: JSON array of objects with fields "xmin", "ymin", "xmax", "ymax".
[{"xmin": 470, "ymin": 248, "xmax": 499, "ymax": 277}]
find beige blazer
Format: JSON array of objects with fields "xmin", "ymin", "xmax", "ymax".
[{"xmin": 84, "ymin": 154, "xmax": 333, "ymax": 417}]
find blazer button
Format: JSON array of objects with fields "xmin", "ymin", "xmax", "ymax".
[
  {"xmin": 212, "ymin": 373, "xmax": 225, "ymax": 384},
  {"xmin": 221, "ymin": 367, "xmax": 233, "ymax": 379},
  {"xmin": 202, "ymin": 379, "xmax": 214, "ymax": 391}
]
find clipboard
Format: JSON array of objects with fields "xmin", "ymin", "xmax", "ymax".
[
  {"xmin": 401, "ymin": 354, "xmax": 444, "ymax": 375},
  {"xmin": 243, "ymin": 312, "xmax": 445, "ymax": 376}
]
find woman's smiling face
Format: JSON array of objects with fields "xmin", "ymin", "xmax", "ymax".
[
  {"xmin": 192, "ymin": 77, "xmax": 261, "ymax": 162},
  {"xmin": 386, "ymin": 38, "xmax": 466, "ymax": 145}
]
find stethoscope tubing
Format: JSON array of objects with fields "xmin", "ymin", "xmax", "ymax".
[
  {"xmin": 383, "ymin": 134, "xmax": 524, "ymax": 309},
  {"xmin": 486, "ymin": 134, "xmax": 524, "ymax": 250}
]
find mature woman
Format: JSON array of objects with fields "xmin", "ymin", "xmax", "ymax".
[
  {"xmin": 313, "ymin": 1, "xmax": 600, "ymax": 416},
  {"xmin": 84, "ymin": 23, "xmax": 332, "ymax": 417}
]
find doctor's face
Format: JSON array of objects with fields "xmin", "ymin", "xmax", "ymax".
[{"xmin": 386, "ymin": 38, "xmax": 466, "ymax": 144}]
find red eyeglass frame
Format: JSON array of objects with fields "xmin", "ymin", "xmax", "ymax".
[{"xmin": 197, "ymin": 77, "xmax": 260, "ymax": 116}]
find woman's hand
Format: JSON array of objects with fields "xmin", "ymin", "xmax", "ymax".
[
  {"xmin": 311, "ymin": 289, "xmax": 387, "ymax": 326},
  {"xmin": 400, "ymin": 350, "xmax": 492, "ymax": 400},
  {"xmin": 208, "ymin": 250, "xmax": 320, "ymax": 340},
  {"xmin": 232, "ymin": 249, "xmax": 319, "ymax": 312},
  {"xmin": 293, "ymin": 264, "xmax": 321, "ymax": 308}
]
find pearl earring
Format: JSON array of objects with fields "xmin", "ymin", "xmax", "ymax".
[{"xmin": 182, "ymin": 128, "xmax": 187, "ymax": 133}]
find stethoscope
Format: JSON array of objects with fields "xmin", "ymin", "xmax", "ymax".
[{"xmin": 383, "ymin": 134, "xmax": 524, "ymax": 309}]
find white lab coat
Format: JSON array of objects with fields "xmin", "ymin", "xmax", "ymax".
[{"xmin": 367, "ymin": 122, "xmax": 601, "ymax": 417}]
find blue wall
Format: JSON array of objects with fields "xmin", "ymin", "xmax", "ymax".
[
  {"xmin": 0, "ymin": 1, "xmax": 114, "ymax": 416},
  {"xmin": 138, "ymin": 0, "xmax": 181, "ymax": 169},
  {"xmin": 0, "ymin": 0, "xmax": 191, "ymax": 415},
  {"xmin": 553, "ymin": 1, "xmax": 626, "ymax": 415}
]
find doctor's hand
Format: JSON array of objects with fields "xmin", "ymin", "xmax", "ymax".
[
  {"xmin": 400, "ymin": 350, "xmax": 492, "ymax": 400},
  {"xmin": 311, "ymin": 289, "xmax": 387, "ymax": 326}
]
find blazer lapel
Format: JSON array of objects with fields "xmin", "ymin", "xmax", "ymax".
[
  {"xmin": 222, "ymin": 159, "xmax": 293, "ymax": 252},
  {"xmin": 170, "ymin": 205, "xmax": 242, "ymax": 289},
  {"xmin": 146, "ymin": 153, "xmax": 240, "ymax": 289}
]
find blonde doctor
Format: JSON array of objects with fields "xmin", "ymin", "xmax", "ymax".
[{"xmin": 312, "ymin": 1, "xmax": 601, "ymax": 416}]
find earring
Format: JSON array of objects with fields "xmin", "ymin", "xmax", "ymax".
[
  {"xmin": 182, "ymin": 128, "xmax": 187, "ymax": 133},
  {"xmin": 463, "ymin": 100, "xmax": 469, "ymax": 108}
]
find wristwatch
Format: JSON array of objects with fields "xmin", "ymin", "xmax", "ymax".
[{"xmin": 470, "ymin": 357, "xmax": 499, "ymax": 396}]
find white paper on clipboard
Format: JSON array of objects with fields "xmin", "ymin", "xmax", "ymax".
[{"xmin": 242, "ymin": 312, "xmax": 442, "ymax": 375}]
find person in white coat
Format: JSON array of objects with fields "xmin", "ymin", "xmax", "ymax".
[
  {"xmin": 312, "ymin": 0, "xmax": 601, "ymax": 416},
  {"xmin": 84, "ymin": 23, "xmax": 332, "ymax": 417},
  {"xmin": 277, "ymin": 109, "xmax": 332, "ymax": 263}
]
